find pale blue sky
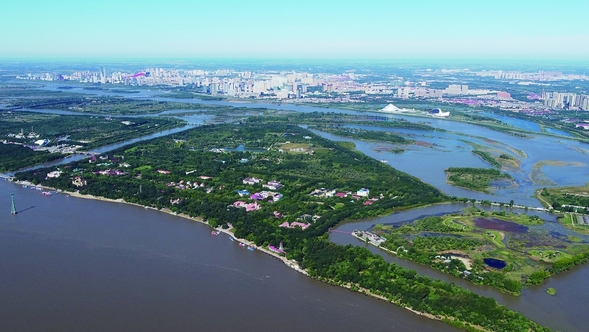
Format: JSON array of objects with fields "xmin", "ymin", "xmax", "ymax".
[{"xmin": 1, "ymin": 0, "xmax": 588, "ymax": 59}]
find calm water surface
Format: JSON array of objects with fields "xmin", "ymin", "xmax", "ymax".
[
  {"xmin": 0, "ymin": 181, "xmax": 456, "ymax": 332},
  {"xmin": 330, "ymin": 203, "xmax": 589, "ymax": 332}
]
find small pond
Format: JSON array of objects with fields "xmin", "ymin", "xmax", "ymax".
[{"xmin": 483, "ymin": 258, "xmax": 507, "ymax": 269}]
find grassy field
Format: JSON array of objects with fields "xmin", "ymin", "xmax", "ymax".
[{"xmin": 377, "ymin": 207, "xmax": 589, "ymax": 292}]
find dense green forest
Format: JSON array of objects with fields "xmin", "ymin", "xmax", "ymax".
[
  {"xmin": 15, "ymin": 120, "xmax": 547, "ymax": 331},
  {"xmin": 308, "ymin": 126, "xmax": 410, "ymax": 144},
  {"xmin": 0, "ymin": 112, "xmax": 186, "ymax": 171},
  {"xmin": 0, "ymin": 111, "xmax": 185, "ymax": 149},
  {"xmin": 0, "ymin": 144, "xmax": 62, "ymax": 172}
]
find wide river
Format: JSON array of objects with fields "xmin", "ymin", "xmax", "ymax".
[
  {"xmin": 0, "ymin": 181, "xmax": 457, "ymax": 332},
  {"xmin": 4, "ymin": 86, "xmax": 589, "ymax": 330}
]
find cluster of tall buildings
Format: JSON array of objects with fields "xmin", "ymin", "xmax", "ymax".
[
  {"xmin": 19, "ymin": 67, "xmax": 369, "ymax": 99},
  {"xmin": 16, "ymin": 66, "xmax": 587, "ymax": 111},
  {"xmin": 542, "ymin": 91, "xmax": 589, "ymax": 110},
  {"xmin": 474, "ymin": 70, "xmax": 588, "ymax": 81}
]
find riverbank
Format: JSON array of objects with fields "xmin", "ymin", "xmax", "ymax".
[
  {"xmin": 13, "ymin": 179, "xmax": 309, "ymax": 276},
  {"xmin": 10, "ymin": 179, "xmax": 492, "ymax": 329}
]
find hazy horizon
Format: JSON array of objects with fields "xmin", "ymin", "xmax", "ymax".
[{"xmin": 2, "ymin": 0, "xmax": 588, "ymax": 60}]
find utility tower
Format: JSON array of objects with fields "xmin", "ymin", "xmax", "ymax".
[{"xmin": 11, "ymin": 193, "xmax": 17, "ymax": 215}]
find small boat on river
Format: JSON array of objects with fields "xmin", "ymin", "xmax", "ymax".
[
  {"xmin": 211, "ymin": 230, "xmax": 220, "ymax": 236},
  {"xmin": 247, "ymin": 246, "xmax": 255, "ymax": 251},
  {"xmin": 239, "ymin": 242, "xmax": 246, "ymax": 247}
]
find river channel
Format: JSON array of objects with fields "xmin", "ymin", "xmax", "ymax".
[
  {"xmin": 0, "ymin": 180, "xmax": 456, "ymax": 332},
  {"xmin": 329, "ymin": 203, "xmax": 589, "ymax": 332},
  {"xmin": 5, "ymin": 85, "xmax": 589, "ymax": 330}
]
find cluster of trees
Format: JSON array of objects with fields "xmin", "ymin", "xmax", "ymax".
[
  {"xmin": 303, "ymin": 240, "xmax": 545, "ymax": 331},
  {"xmin": 16, "ymin": 119, "xmax": 548, "ymax": 331},
  {"xmin": 471, "ymin": 150, "xmax": 502, "ymax": 168},
  {"xmin": 7, "ymin": 94, "xmax": 215, "ymax": 115},
  {"xmin": 540, "ymin": 187, "xmax": 589, "ymax": 211},
  {"xmin": 415, "ymin": 216, "xmax": 460, "ymax": 232},
  {"xmin": 308, "ymin": 126, "xmax": 410, "ymax": 144},
  {"xmin": 413, "ymin": 236, "xmax": 482, "ymax": 251},
  {"xmin": 445, "ymin": 167, "xmax": 511, "ymax": 193},
  {"xmin": 253, "ymin": 111, "xmax": 438, "ymax": 131},
  {"xmin": 0, "ymin": 111, "xmax": 185, "ymax": 150},
  {"xmin": 527, "ymin": 270, "xmax": 551, "ymax": 285},
  {"xmin": 0, "ymin": 144, "xmax": 62, "ymax": 172},
  {"xmin": 550, "ymin": 251, "xmax": 589, "ymax": 274}
]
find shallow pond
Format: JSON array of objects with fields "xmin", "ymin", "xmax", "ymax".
[
  {"xmin": 483, "ymin": 258, "xmax": 507, "ymax": 269},
  {"xmin": 474, "ymin": 217, "xmax": 529, "ymax": 233}
]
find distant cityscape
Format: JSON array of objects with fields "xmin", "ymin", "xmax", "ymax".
[{"xmin": 17, "ymin": 66, "xmax": 589, "ymax": 112}]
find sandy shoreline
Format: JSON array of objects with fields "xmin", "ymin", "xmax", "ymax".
[
  {"xmin": 11, "ymin": 179, "xmax": 483, "ymax": 329},
  {"xmin": 14, "ymin": 180, "xmax": 308, "ymax": 275}
]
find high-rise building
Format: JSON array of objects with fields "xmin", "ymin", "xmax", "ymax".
[{"xmin": 210, "ymin": 83, "xmax": 218, "ymax": 95}]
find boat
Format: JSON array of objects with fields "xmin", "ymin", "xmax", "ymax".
[
  {"xmin": 247, "ymin": 246, "xmax": 256, "ymax": 251},
  {"xmin": 229, "ymin": 236, "xmax": 234, "ymax": 242},
  {"xmin": 211, "ymin": 230, "xmax": 220, "ymax": 236},
  {"xmin": 239, "ymin": 242, "xmax": 246, "ymax": 247}
]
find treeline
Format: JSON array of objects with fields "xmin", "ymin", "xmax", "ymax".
[
  {"xmin": 0, "ymin": 111, "xmax": 185, "ymax": 151},
  {"xmin": 0, "ymin": 144, "xmax": 62, "ymax": 172},
  {"xmin": 540, "ymin": 187, "xmax": 589, "ymax": 211},
  {"xmin": 310, "ymin": 126, "xmax": 410, "ymax": 144},
  {"xmin": 304, "ymin": 239, "xmax": 546, "ymax": 332},
  {"xmin": 472, "ymin": 150, "xmax": 502, "ymax": 168},
  {"xmin": 253, "ymin": 111, "xmax": 438, "ymax": 131},
  {"xmin": 550, "ymin": 251, "xmax": 589, "ymax": 274}
]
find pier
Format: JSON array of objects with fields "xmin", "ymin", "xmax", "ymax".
[{"xmin": 11, "ymin": 193, "xmax": 17, "ymax": 215}]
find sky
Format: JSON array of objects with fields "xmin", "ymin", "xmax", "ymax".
[{"xmin": 1, "ymin": 0, "xmax": 588, "ymax": 60}]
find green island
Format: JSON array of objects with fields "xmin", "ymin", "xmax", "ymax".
[
  {"xmin": 445, "ymin": 167, "xmax": 514, "ymax": 193},
  {"xmin": 308, "ymin": 126, "xmax": 410, "ymax": 144},
  {"xmin": 371, "ymin": 207, "xmax": 589, "ymax": 295},
  {"xmin": 13, "ymin": 118, "xmax": 549, "ymax": 332},
  {"xmin": 6, "ymin": 94, "xmax": 214, "ymax": 115},
  {"xmin": 458, "ymin": 139, "xmax": 522, "ymax": 170},
  {"xmin": 0, "ymin": 111, "xmax": 185, "ymax": 172},
  {"xmin": 546, "ymin": 287, "xmax": 556, "ymax": 295}
]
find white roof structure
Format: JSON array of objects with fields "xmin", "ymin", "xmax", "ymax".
[{"xmin": 381, "ymin": 104, "xmax": 402, "ymax": 112}]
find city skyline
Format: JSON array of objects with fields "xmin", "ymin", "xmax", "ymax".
[{"xmin": 2, "ymin": 0, "xmax": 589, "ymax": 60}]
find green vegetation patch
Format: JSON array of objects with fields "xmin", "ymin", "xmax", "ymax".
[
  {"xmin": 375, "ymin": 207, "xmax": 589, "ymax": 295},
  {"xmin": 310, "ymin": 126, "xmax": 411, "ymax": 144},
  {"xmin": 0, "ymin": 144, "xmax": 62, "ymax": 172},
  {"xmin": 472, "ymin": 150, "xmax": 502, "ymax": 168},
  {"xmin": 539, "ymin": 184, "xmax": 589, "ymax": 213},
  {"xmin": 445, "ymin": 167, "xmax": 513, "ymax": 193}
]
